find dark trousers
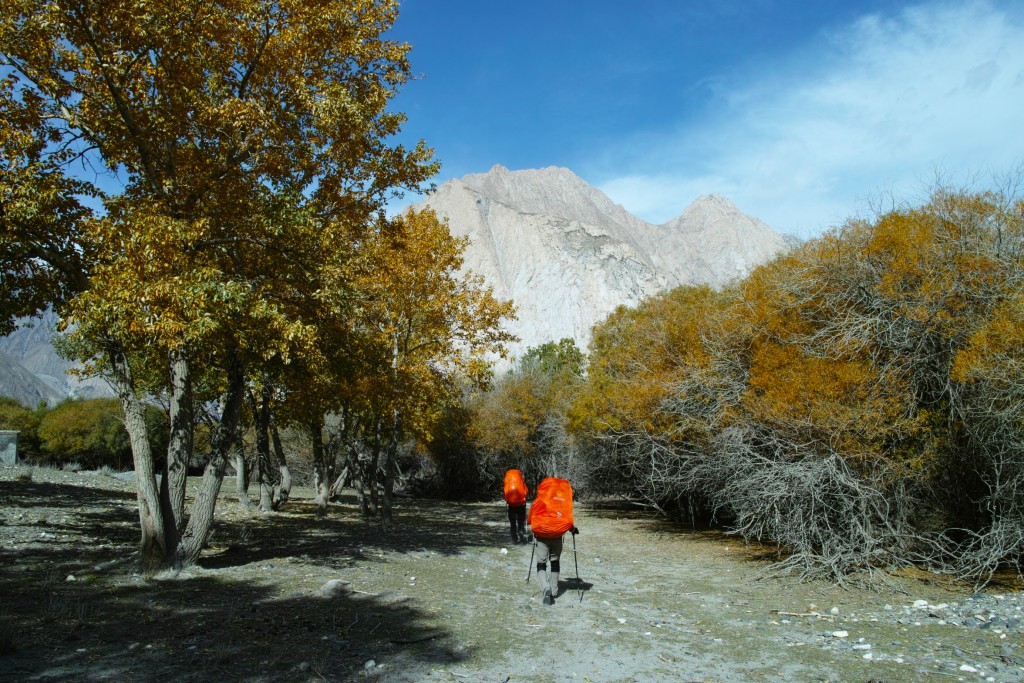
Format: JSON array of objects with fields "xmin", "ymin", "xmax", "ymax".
[{"xmin": 507, "ymin": 504, "xmax": 526, "ymax": 541}]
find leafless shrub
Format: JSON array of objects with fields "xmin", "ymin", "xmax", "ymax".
[
  {"xmin": 931, "ymin": 520, "xmax": 1024, "ymax": 588},
  {"xmin": 711, "ymin": 440, "xmax": 919, "ymax": 584},
  {"xmin": 929, "ymin": 375, "xmax": 1024, "ymax": 585}
]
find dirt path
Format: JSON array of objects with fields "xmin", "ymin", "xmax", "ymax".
[{"xmin": 1, "ymin": 464, "xmax": 1021, "ymax": 682}]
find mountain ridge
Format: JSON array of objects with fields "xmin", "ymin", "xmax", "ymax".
[
  {"xmin": 0, "ymin": 309, "xmax": 113, "ymax": 406},
  {"xmin": 415, "ymin": 165, "xmax": 791, "ymax": 363}
]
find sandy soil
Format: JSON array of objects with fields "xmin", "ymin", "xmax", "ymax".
[{"xmin": 0, "ymin": 464, "xmax": 1021, "ymax": 682}]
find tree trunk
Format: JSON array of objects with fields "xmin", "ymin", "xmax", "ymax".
[
  {"xmin": 310, "ymin": 417, "xmax": 330, "ymax": 517},
  {"xmin": 107, "ymin": 341, "xmax": 166, "ymax": 572},
  {"xmin": 174, "ymin": 348, "xmax": 245, "ymax": 568},
  {"xmin": 164, "ymin": 347, "xmax": 193, "ymax": 543},
  {"xmin": 381, "ymin": 409, "xmax": 402, "ymax": 526},
  {"xmin": 270, "ymin": 412, "xmax": 291, "ymax": 510},
  {"xmin": 367, "ymin": 418, "xmax": 382, "ymax": 517},
  {"xmin": 234, "ymin": 449, "xmax": 253, "ymax": 509},
  {"xmin": 350, "ymin": 449, "xmax": 369, "ymax": 516},
  {"xmin": 254, "ymin": 382, "xmax": 274, "ymax": 513},
  {"xmin": 329, "ymin": 465, "xmax": 349, "ymax": 500}
]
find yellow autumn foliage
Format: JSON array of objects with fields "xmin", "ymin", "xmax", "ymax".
[{"xmin": 569, "ymin": 285, "xmax": 724, "ymax": 436}]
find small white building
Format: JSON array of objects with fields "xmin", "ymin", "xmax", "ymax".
[{"xmin": 0, "ymin": 430, "xmax": 19, "ymax": 465}]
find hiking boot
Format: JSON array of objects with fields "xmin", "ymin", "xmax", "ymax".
[{"xmin": 542, "ymin": 588, "xmax": 554, "ymax": 605}]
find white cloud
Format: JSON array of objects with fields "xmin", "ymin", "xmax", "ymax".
[{"xmin": 598, "ymin": 1, "xmax": 1024, "ymax": 238}]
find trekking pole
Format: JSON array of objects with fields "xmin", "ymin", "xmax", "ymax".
[
  {"xmin": 572, "ymin": 532, "xmax": 583, "ymax": 603},
  {"xmin": 525, "ymin": 539, "xmax": 536, "ymax": 584},
  {"xmin": 572, "ymin": 533, "xmax": 580, "ymax": 581}
]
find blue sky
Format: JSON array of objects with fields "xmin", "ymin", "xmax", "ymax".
[{"xmin": 389, "ymin": 0, "xmax": 1024, "ymax": 238}]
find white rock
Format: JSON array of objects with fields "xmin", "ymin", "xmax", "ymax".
[
  {"xmin": 831, "ymin": 631, "xmax": 849, "ymax": 638},
  {"xmin": 959, "ymin": 664, "xmax": 978, "ymax": 673},
  {"xmin": 317, "ymin": 579, "xmax": 352, "ymax": 599},
  {"xmin": 912, "ymin": 599, "xmax": 929, "ymax": 609},
  {"xmin": 853, "ymin": 644, "xmax": 871, "ymax": 650},
  {"xmin": 500, "ymin": 548, "xmax": 508, "ymax": 555},
  {"xmin": 830, "ymin": 607, "xmax": 840, "ymax": 615}
]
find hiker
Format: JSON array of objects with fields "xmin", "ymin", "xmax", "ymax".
[
  {"xmin": 503, "ymin": 469, "xmax": 529, "ymax": 544},
  {"xmin": 527, "ymin": 477, "xmax": 578, "ymax": 605}
]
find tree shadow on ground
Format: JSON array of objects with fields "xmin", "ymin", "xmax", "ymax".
[
  {"xmin": 199, "ymin": 494, "xmax": 507, "ymax": 571},
  {"xmin": 0, "ymin": 571, "xmax": 464, "ymax": 682},
  {"xmin": 0, "ymin": 477, "xmax": 136, "ymax": 510},
  {"xmin": 0, "ymin": 481, "xmax": 478, "ymax": 682}
]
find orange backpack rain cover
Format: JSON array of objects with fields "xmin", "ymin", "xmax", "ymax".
[
  {"xmin": 527, "ymin": 477, "xmax": 574, "ymax": 538},
  {"xmin": 503, "ymin": 469, "xmax": 528, "ymax": 506}
]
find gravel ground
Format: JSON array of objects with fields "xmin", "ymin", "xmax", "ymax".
[{"xmin": 0, "ymin": 463, "xmax": 1022, "ymax": 683}]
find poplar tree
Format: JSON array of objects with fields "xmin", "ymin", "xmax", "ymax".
[{"xmin": 0, "ymin": 0, "xmax": 436, "ymax": 569}]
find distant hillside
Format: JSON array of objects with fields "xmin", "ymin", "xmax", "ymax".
[
  {"xmin": 416, "ymin": 165, "xmax": 790, "ymax": 362},
  {"xmin": 0, "ymin": 349, "xmax": 63, "ymax": 408},
  {"xmin": 0, "ymin": 310, "xmax": 113, "ymax": 406}
]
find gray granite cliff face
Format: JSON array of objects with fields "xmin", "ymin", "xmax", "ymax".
[{"xmin": 416, "ymin": 165, "xmax": 790, "ymax": 362}]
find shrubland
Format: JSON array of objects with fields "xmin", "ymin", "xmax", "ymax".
[
  {"xmin": 0, "ymin": 397, "xmax": 166, "ymax": 470},
  {"xmin": 452, "ymin": 184, "xmax": 1024, "ymax": 585}
]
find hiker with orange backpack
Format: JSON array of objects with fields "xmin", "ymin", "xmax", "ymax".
[
  {"xmin": 527, "ymin": 477, "xmax": 579, "ymax": 605},
  {"xmin": 503, "ymin": 469, "xmax": 529, "ymax": 544}
]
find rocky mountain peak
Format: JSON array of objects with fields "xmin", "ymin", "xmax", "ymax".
[
  {"xmin": 439, "ymin": 165, "xmax": 645, "ymax": 241},
  {"xmin": 667, "ymin": 192, "xmax": 763, "ymax": 229},
  {"xmin": 416, "ymin": 166, "xmax": 791, "ymax": 364}
]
